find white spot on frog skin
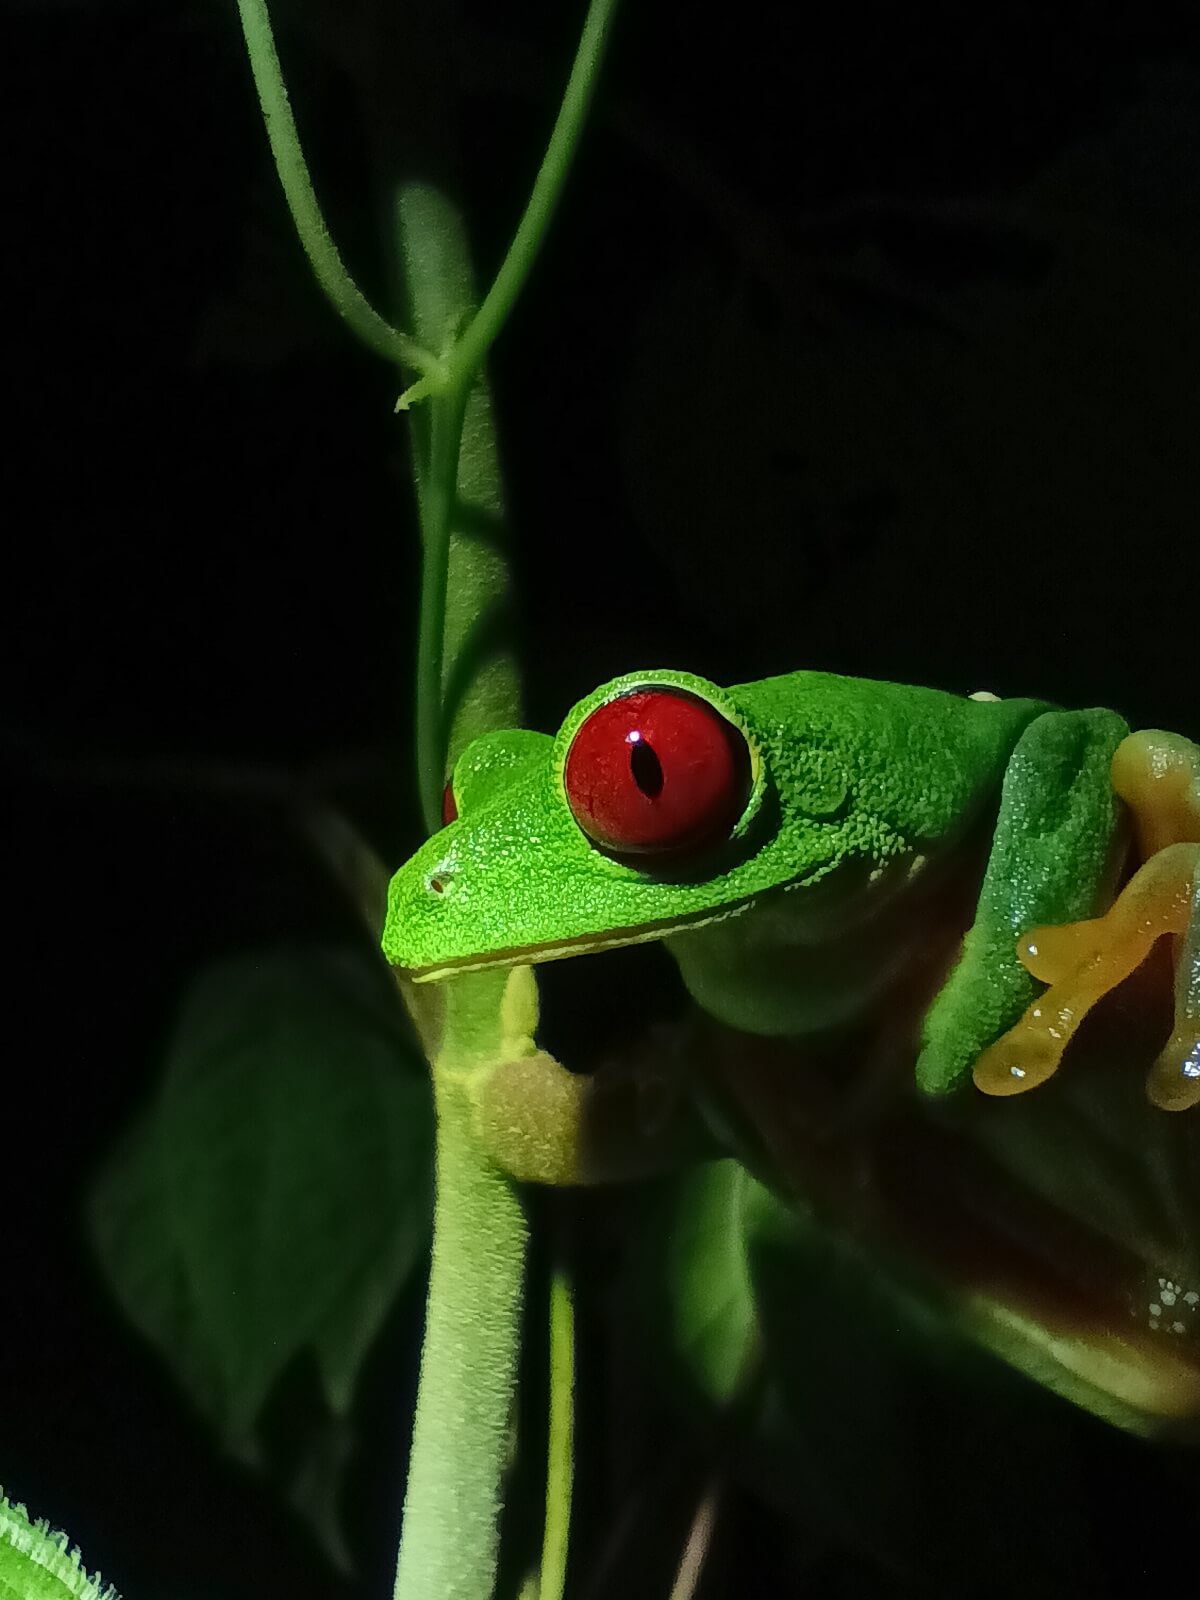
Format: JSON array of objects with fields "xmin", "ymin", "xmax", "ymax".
[
  {"xmin": 904, "ymin": 854, "xmax": 928, "ymax": 883},
  {"xmin": 969, "ymin": 690, "xmax": 1002, "ymax": 702},
  {"xmin": 1145, "ymin": 1278, "xmax": 1200, "ymax": 1336}
]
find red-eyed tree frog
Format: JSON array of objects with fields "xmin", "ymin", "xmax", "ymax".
[{"xmin": 383, "ymin": 669, "xmax": 1200, "ymax": 1113}]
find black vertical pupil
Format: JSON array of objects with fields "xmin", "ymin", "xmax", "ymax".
[{"xmin": 629, "ymin": 740, "xmax": 664, "ymax": 797}]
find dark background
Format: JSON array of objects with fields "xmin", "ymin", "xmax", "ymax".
[{"xmin": 4, "ymin": 1, "xmax": 1199, "ymax": 1596}]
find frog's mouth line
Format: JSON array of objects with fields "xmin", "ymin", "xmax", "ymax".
[
  {"xmin": 401, "ymin": 899, "xmax": 758, "ymax": 983},
  {"xmin": 400, "ymin": 856, "xmax": 857, "ymax": 982}
]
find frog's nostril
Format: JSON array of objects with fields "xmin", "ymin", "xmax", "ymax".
[{"xmin": 426, "ymin": 864, "xmax": 456, "ymax": 897}]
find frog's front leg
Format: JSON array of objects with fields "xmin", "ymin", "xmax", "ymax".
[
  {"xmin": 973, "ymin": 729, "xmax": 1200, "ymax": 1110},
  {"xmin": 915, "ymin": 708, "xmax": 1130, "ymax": 1097},
  {"xmin": 473, "ymin": 1027, "xmax": 708, "ymax": 1184}
]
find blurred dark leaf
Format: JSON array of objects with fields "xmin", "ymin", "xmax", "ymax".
[
  {"xmin": 634, "ymin": 1157, "xmax": 1104, "ymax": 1597},
  {"xmin": 745, "ymin": 1174, "xmax": 1104, "ymax": 1599},
  {"xmin": 656, "ymin": 1157, "xmax": 762, "ymax": 1408},
  {"xmin": 299, "ymin": 803, "xmax": 393, "ymax": 946},
  {"xmin": 959, "ymin": 1033, "xmax": 1200, "ymax": 1302},
  {"xmin": 89, "ymin": 944, "xmax": 432, "ymax": 1560}
]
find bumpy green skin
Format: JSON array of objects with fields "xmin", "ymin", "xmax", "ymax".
[
  {"xmin": 916, "ymin": 707, "xmax": 1127, "ymax": 1090},
  {"xmin": 0, "ymin": 1492, "xmax": 119, "ymax": 1600},
  {"xmin": 382, "ymin": 669, "xmax": 1129, "ymax": 1095}
]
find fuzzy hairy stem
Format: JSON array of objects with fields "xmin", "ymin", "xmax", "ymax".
[{"xmin": 392, "ymin": 1071, "xmax": 528, "ymax": 1600}]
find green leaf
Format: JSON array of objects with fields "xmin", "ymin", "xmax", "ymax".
[
  {"xmin": 89, "ymin": 944, "xmax": 433, "ymax": 1547},
  {"xmin": 636, "ymin": 1156, "xmax": 1107, "ymax": 1596},
  {"xmin": 658, "ymin": 1159, "xmax": 764, "ymax": 1408}
]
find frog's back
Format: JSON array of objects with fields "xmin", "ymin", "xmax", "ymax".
[{"xmin": 731, "ymin": 670, "xmax": 1052, "ymax": 846}]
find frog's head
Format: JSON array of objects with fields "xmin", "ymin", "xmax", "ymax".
[{"xmin": 382, "ymin": 669, "xmax": 851, "ymax": 981}]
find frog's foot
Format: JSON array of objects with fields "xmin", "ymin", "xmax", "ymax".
[
  {"xmin": 1110, "ymin": 728, "xmax": 1200, "ymax": 862},
  {"xmin": 974, "ymin": 841, "xmax": 1199, "ymax": 1108},
  {"xmin": 974, "ymin": 728, "xmax": 1200, "ymax": 1109}
]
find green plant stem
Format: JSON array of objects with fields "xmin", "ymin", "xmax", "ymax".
[
  {"xmin": 393, "ymin": 1066, "xmax": 528, "ymax": 1600},
  {"xmin": 446, "ymin": 0, "xmax": 622, "ymax": 386},
  {"xmin": 414, "ymin": 388, "xmax": 470, "ymax": 832},
  {"xmin": 235, "ymin": 0, "xmax": 441, "ymax": 374},
  {"xmin": 538, "ymin": 1267, "xmax": 576, "ymax": 1600}
]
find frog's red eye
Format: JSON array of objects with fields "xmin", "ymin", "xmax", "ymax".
[
  {"xmin": 441, "ymin": 782, "xmax": 458, "ymax": 825},
  {"xmin": 564, "ymin": 689, "xmax": 751, "ymax": 858}
]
